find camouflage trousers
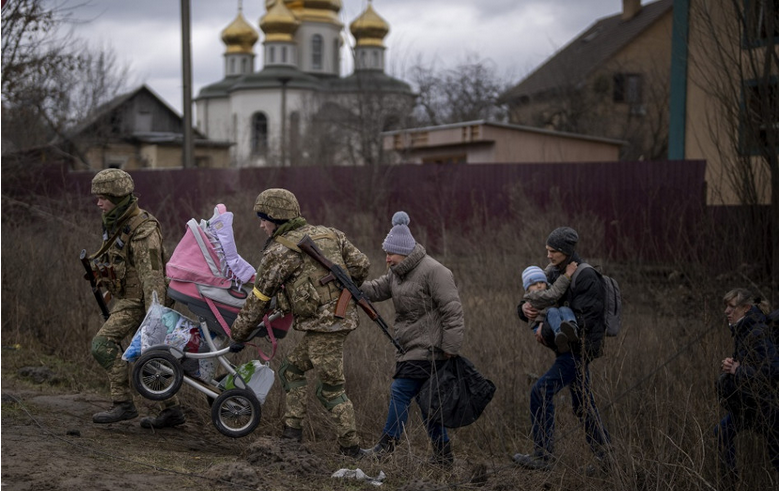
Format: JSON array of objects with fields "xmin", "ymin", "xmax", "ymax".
[
  {"xmin": 280, "ymin": 330, "xmax": 358, "ymax": 448},
  {"xmin": 91, "ymin": 299, "xmax": 178, "ymax": 410}
]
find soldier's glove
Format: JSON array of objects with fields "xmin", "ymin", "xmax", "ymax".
[{"xmin": 229, "ymin": 341, "xmax": 245, "ymax": 353}]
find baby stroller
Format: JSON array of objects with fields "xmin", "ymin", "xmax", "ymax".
[{"xmin": 128, "ymin": 204, "xmax": 292, "ymax": 438}]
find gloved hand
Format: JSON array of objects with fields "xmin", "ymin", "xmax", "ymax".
[{"xmin": 229, "ymin": 341, "xmax": 245, "ymax": 353}]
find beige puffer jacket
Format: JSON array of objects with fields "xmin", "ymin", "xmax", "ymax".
[{"xmin": 360, "ymin": 244, "xmax": 464, "ymax": 362}]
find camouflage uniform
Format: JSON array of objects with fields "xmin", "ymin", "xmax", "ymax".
[
  {"xmin": 89, "ymin": 169, "xmax": 180, "ymax": 423},
  {"xmin": 231, "ymin": 189, "xmax": 370, "ymax": 449}
]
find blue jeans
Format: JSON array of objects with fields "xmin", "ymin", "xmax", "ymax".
[
  {"xmin": 546, "ymin": 306, "xmax": 576, "ymax": 334},
  {"xmin": 530, "ymin": 352, "xmax": 609, "ymax": 457},
  {"xmin": 382, "ymin": 378, "xmax": 449, "ymax": 444}
]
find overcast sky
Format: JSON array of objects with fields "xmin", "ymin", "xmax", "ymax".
[{"xmin": 56, "ymin": 0, "xmax": 640, "ymax": 114}]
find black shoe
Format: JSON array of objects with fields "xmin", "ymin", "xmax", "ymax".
[
  {"xmin": 512, "ymin": 452, "xmax": 554, "ymax": 471},
  {"xmin": 560, "ymin": 320, "xmax": 578, "ymax": 342},
  {"xmin": 140, "ymin": 406, "xmax": 186, "ymax": 429},
  {"xmin": 340, "ymin": 444, "xmax": 368, "ymax": 459},
  {"xmin": 554, "ymin": 331, "xmax": 570, "ymax": 353},
  {"xmin": 93, "ymin": 401, "xmax": 138, "ymax": 424},
  {"xmin": 281, "ymin": 425, "xmax": 303, "ymax": 442},
  {"xmin": 430, "ymin": 440, "xmax": 454, "ymax": 466},
  {"xmin": 362, "ymin": 434, "xmax": 396, "ymax": 458}
]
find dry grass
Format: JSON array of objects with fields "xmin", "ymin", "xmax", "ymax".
[{"xmin": 1, "ymin": 188, "xmax": 777, "ymax": 490}]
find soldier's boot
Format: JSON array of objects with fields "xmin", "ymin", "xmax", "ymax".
[
  {"xmin": 361, "ymin": 434, "xmax": 396, "ymax": 458},
  {"xmin": 281, "ymin": 425, "xmax": 303, "ymax": 442},
  {"xmin": 140, "ymin": 406, "xmax": 186, "ymax": 429},
  {"xmin": 93, "ymin": 401, "xmax": 138, "ymax": 424},
  {"xmin": 430, "ymin": 440, "xmax": 454, "ymax": 467}
]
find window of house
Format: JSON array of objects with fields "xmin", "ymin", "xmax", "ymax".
[
  {"xmin": 613, "ymin": 73, "xmax": 642, "ymax": 104},
  {"xmin": 251, "ymin": 112, "xmax": 268, "ymax": 155},
  {"xmin": 742, "ymin": 0, "xmax": 779, "ymax": 48},
  {"xmin": 312, "ymin": 35, "xmax": 323, "ymax": 70},
  {"xmin": 739, "ymin": 77, "xmax": 779, "ymax": 155},
  {"xmin": 422, "ymin": 154, "xmax": 467, "ymax": 164}
]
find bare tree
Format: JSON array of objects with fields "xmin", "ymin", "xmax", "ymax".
[
  {"xmin": 409, "ymin": 53, "xmax": 511, "ymax": 126},
  {"xmin": 2, "ymin": 0, "xmax": 130, "ymax": 158},
  {"xmin": 687, "ymin": 0, "xmax": 778, "ymax": 207}
]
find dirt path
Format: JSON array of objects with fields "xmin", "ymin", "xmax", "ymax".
[
  {"xmin": 2, "ymin": 368, "xmax": 493, "ymax": 491},
  {"xmin": 0, "ymin": 371, "xmax": 385, "ymax": 491}
]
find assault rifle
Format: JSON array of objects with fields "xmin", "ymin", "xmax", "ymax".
[
  {"xmin": 297, "ymin": 235, "xmax": 405, "ymax": 354},
  {"xmin": 80, "ymin": 249, "xmax": 111, "ymax": 321}
]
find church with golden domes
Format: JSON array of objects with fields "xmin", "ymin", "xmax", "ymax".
[{"xmin": 195, "ymin": 0, "xmax": 414, "ymax": 167}]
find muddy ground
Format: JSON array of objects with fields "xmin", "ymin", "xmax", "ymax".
[{"xmin": 1, "ymin": 364, "xmax": 537, "ymax": 491}]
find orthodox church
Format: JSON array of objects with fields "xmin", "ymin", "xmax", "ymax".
[{"xmin": 195, "ymin": 0, "xmax": 414, "ymax": 167}]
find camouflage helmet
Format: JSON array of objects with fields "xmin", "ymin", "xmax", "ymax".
[
  {"xmin": 91, "ymin": 168, "xmax": 134, "ymax": 197},
  {"xmin": 254, "ymin": 188, "xmax": 300, "ymax": 221}
]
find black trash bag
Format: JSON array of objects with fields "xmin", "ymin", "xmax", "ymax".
[{"xmin": 416, "ymin": 356, "xmax": 496, "ymax": 429}]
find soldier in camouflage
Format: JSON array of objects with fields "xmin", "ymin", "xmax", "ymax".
[
  {"xmin": 230, "ymin": 188, "xmax": 370, "ymax": 458},
  {"xmin": 89, "ymin": 168, "xmax": 186, "ymax": 428}
]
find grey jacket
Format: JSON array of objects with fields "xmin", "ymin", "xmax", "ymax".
[{"xmin": 360, "ymin": 243, "xmax": 464, "ymax": 362}]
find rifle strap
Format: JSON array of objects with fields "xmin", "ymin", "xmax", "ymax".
[
  {"xmin": 274, "ymin": 231, "xmax": 336, "ymax": 253},
  {"xmin": 90, "ymin": 209, "xmax": 148, "ymax": 260}
]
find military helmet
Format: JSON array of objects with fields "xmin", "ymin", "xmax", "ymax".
[
  {"xmin": 91, "ymin": 168, "xmax": 134, "ymax": 197},
  {"xmin": 254, "ymin": 188, "xmax": 301, "ymax": 221}
]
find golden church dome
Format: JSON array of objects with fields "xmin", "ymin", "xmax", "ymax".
[
  {"xmin": 221, "ymin": 12, "xmax": 259, "ymax": 54},
  {"xmin": 260, "ymin": 0, "xmax": 300, "ymax": 43},
  {"xmin": 266, "ymin": 0, "xmax": 341, "ymax": 27},
  {"xmin": 350, "ymin": 1, "xmax": 389, "ymax": 48}
]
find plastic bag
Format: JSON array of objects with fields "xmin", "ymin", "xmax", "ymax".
[
  {"xmin": 122, "ymin": 291, "xmax": 167, "ymax": 362},
  {"xmin": 122, "ymin": 293, "xmax": 200, "ymax": 362},
  {"xmin": 415, "ymin": 356, "xmax": 496, "ymax": 428},
  {"xmin": 219, "ymin": 360, "xmax": 275, "ymax": 404}
]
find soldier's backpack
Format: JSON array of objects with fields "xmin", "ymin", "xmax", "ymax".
[{"xmin": 570, "ymin": 263, "xmax": 621, "ymax": 337}]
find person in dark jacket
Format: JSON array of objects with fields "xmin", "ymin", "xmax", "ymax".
[
  {"xmin": 512, "ymin": 227, "xmax": 611, "ymax": 472},
  {"xmin": 359, "ymin": 211, "xmax": 464, "ymax": 466},
  {"xmin": 714, "ymin": 288, "xmax": 778, "ymax": 484}
]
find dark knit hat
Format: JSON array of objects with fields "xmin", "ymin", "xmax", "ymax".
[
  {"xmin": 547, "ymin": 227, "xmax": 578, "ymax": 256},
  {"xmin": 382, "ymin": 211, "xmax": 416, "ymax": 256}
]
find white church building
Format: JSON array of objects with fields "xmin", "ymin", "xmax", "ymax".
[{"xmin": 195, "ymin": 0, "xmax": 414, "ymax": 167}]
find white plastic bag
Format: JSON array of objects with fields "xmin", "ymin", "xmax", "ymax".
[
  {"xmin": 122, "ymin": 291, "xmax": 167, "ymax": 362},
  {"xmin": 122, "ymin": 292, "xmax": 199, "ymax": 362},
  {"xmin": 219, "ymin": 360, "xmax": 275, "ymax": 404}
]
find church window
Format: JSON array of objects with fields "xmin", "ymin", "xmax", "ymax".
[
  {"xmin": 373, "ymin": 51, "xmax": 379, "ymax": 68},
  {"xmin": 269, "ymin": 46, "xmax": 276, "ymax": 64},
  {"xmin": 251, "ymin": 112, "xmax": 268, "ymax": 155},
  {"xmin": 230, "ymin": 58, "xmax": 236, "ymax": 74},
  {"xmin": 282, "ymin": 46, "xmax": 288, "ymax": 63},
  {"xmin": 241, "ymin": 58, "xmax": 248, "ymax": 73},
  {"xmin": 312, "ymin": 34, "xmax": 323, "ymax": 70}
]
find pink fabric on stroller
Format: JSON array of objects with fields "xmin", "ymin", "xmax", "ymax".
[{"xmin": 166, "ymin": 204, "xmax": 291, "ymax": 360}]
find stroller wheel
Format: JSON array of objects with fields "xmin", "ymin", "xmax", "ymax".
[
  {"xmin": 132, "ymin": 349, "xmax": 184, "ymax": 401},
  {"xmin": 211, "ymin": 388, "xmax": 261, "ymax": 438}
]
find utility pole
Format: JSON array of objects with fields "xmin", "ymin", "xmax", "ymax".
[
  {"xmin": 180, "ymin": 0, "xmax": 194, "ymax": 168},
  {"xmin": 279, "ymin": 77, "xmax": 291, "ymax": 167}
]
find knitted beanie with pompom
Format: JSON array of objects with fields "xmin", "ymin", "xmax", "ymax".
[{"xmin": 382, "ymin": 211, "xmax": 416, "ymax": 255}]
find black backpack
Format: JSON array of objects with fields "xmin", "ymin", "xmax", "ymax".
[{"xmin": 570, "ymin": 263, "xmax": 622, "ymax": 337}]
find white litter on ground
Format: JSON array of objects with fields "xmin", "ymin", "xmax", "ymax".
[{"xmin": 331, "ymin": 468, "xmax": 387, "ymax": 487}]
